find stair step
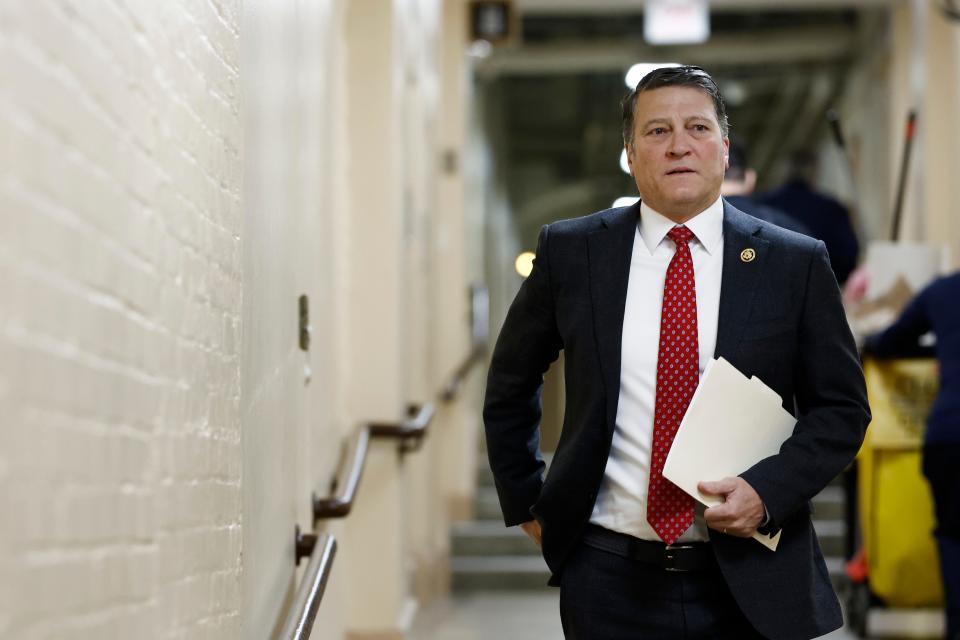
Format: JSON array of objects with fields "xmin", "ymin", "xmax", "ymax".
[
  {"xmin": 824, "ymin": 555, "xmax": 843, "ymax": 576},
  {"xmin": 824, "ymin": 555, "xmax": 847, "ymax": 591},
  {"xmin": 477, "ymin": 465, "xmax": 495, "ymax": 488},
  {"xmin": 867, "ymin": 608, "xmax": 945, "ymax": 638},
  {"xmin": 463, "ymin": 464, "xmax": 848, "ymax": 590},
  {"xmin": 452, "ymin": 555, "xmax": 851, "ymax": 593},
  {"xmin": 811, "ymin": 485, "xmax": 845, "ymax": 520},
  {"xmin": 813, "ymin": 519, "xmax": 844, "ymax": 557},
  {"xmin": 471, "ymin": 493, "xmax": 847, "ymax": 530},
  {"xmin": 452, "ymin": 538, "xmax": 849, "ymax": 593},
  {"xmin": 452, "ymin": 521, "xmax": 542, "ymax": 556},
  {"xmin": 455, "ymin": 515, "xmax": 845, "ymax": 556},
  {"xmin": 475, "ymin": 487, "xmax": 504, "ymax": 521},
  {"xmin": 452, "ymin": 556, "xmax": 551, "ymax": 591},
  {"xmin": 477, "ymin": 453, "xmax": 554, "ymax": 489}
]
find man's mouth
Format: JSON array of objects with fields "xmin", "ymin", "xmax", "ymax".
[{"xmin": 666, "ymin": 167, "xmax": 696, "ymax": 175}]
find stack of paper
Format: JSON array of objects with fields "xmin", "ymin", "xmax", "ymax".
[{"xmin": 663, "ymin": 357, "xmax": 796, "ymax": 551}]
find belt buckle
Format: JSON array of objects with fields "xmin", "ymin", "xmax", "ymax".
[{"xmin": 664, "ymin": 543, "xmax": 695, "ymax": 572}]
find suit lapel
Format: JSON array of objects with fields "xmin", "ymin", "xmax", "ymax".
[
  {"xmin": 715, "ymin": 201, "xmax": 769, "ymax": 359},
  {"xmin": 587, "ymin": 203, "xmax": 639, "ymax": 429}
]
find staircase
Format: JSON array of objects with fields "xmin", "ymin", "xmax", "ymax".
[
  {"xmin": 451, "ymin": 461, "xmax": 552, "ymax": 590},
  {"xmin": 451, "ymin": 460, "xmax": 849, "ymax": 592}
]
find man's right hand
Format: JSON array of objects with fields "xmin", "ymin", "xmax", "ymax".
[{"xmin": 520, "ymin": 520, "xmax": 542, "ymax": 549}]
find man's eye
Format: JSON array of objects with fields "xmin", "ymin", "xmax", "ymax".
[
  {"xmin": 692, "ymin": 124, "xmax": 708, "ymax": 132},
  {"xmin": 650, "ymin": 127, "xmax": 666, "ymax": 135}
]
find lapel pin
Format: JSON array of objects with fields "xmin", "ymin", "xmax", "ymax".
[{"xmin": 740, "ymin": 248, "xmax": 756, "ymax": 263}]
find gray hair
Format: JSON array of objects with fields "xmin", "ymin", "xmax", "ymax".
[{"xmin": 621, "ymin": 65, "xmax": 729, "ymax": 147}]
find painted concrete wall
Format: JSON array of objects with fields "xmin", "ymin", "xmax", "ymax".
[
  {"xmin": 841, "ymin": 0, "xmax": 960, "ymax": 265},
  {"xmin": 239, "ymin": 0, "xmax": 348, "ymax": 637},
  {"xmin": 0, "ymin": 1, "xmax": 480, "ymax": 639}
]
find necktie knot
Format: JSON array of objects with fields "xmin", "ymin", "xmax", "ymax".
[{"xmin": 667, "ymin": 225, "xmax": 694, "ymax": 246}]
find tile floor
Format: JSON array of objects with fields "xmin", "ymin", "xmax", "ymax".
[
  {"xmin": 409, "ymin": 592, "xmax": 562, "ymax": 640},
  {"xmin": 409, "ymin": 591, "xmax": 943, "ymax": 640}
]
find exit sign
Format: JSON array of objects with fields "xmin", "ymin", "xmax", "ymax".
[{"xmin": 645, "ymin": 0, "xmax": 710, "ymax": 45}]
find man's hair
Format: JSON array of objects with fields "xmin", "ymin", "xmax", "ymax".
[
  {"xmin": 621, "ymin": 65, "xmax": 729, "ymax": 147},
  {"xmin": 725, "ymin": 134, "xmax": 748, "ymax": 181}
]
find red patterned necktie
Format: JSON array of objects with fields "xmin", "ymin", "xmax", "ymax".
[{"xmin": 647, "ymin": 225, "xmax": 698, "ymax": 545}]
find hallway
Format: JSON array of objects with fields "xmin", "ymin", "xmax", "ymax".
[{"xmin": 1, "ymin": 0, "xmax": 958, "ymax": 639}]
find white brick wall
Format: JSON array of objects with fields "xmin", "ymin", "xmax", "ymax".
[{"xmin": 0, "ymin": 1, "xmax": 243, "ymax": 638}]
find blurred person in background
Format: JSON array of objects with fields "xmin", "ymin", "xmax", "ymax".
[
  {"xmin": 865, "ymin": 272, "xmax": 960, "ymax": 640},
  {"xmin": 760, "ymin": 149, "xmax": 860, "ymax": 285},
  {"xmin": 720, "ymin": 135, "xmax": 811, "ymax": 236}
]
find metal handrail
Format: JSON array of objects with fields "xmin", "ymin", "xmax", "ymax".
[
  {"xmin": 440, "ymin": 345, "xmax": 485, "ymax": 403},
  {"xmin": 281, "ymin": 530, "xmax": 337, "ymax": 640},
  {"xmin": 312, "ymin": 425, "xmax": 371, "ymax": 520},
  {"xmin": 280, "ymin": 345, "xmax": 479, "ymax": 634},
  {"xmin": 369, "ymin": 402, "xmax": 435, "ymax": 452}
]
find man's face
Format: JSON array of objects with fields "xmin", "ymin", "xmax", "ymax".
[{"xmin": 626, "ymin": 86, "xmax": 729, "ymax": 222}]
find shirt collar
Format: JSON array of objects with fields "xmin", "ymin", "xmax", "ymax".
[{"xmin": 638, "ymin": 196, "xmax": 724, "ymax": 256}]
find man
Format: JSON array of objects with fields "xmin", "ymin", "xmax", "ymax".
[
  {"xmin": 721, "ymin": 135, "xmax": 811, "ymax": 237},
  {"xmin": 759, "ymin": 149, "xmax": 860, "ymax": 285},
  {"xmin": 484, "ymin": 66, "xmax": 870, "ymax": 639}
]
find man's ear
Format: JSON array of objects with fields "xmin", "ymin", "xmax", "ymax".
[
  {"xmin": 624, "ymin": 143, "xmax": 634, "ymax": 175},
  {"xmin": 722, "ymin": 136, "xmax": 730, "ymax": 170}
]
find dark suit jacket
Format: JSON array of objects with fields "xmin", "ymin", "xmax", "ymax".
[{"xmin": 483, "ymin": 200, "xmax": 871, "ymax": 640}]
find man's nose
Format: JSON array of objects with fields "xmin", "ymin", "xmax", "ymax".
[{"xmin": 667, "ymin": 132, "xmax": 692, "ymax": 156}]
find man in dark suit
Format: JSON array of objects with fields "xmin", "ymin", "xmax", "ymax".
[{"xmin": 483, "ymin": 66, "xmax": 870, "ymax": 639}]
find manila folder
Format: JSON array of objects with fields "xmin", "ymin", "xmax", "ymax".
[{"xmin": 662, "ymin": 357, "xmax": 796, "ymax": 551}]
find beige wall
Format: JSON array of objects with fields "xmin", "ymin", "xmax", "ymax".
[
  {"xmin": 918, "ymin": 2, "xmax": 960, "ymax": 264},
  {"xmin": 433, "ymin": 0, "xmax": 491, "ymax": 524},
  {"xmin": 0, "ymin": 0, "xmax": 244, "ymax": 637},
  {"xmin": 842, "ymin": 0, "xmax": 960, "ymax": 265},
  {"xmin": 832, "ymin": 10, "xmax": 891, "ymax": 244},
  {"xmin": 239, "ymin": 0, "xmax": 347, "ymax": 638}
]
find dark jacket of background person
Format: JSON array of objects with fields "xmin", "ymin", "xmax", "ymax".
[
  {"xmin": 865, "ymin": 272, "xmax": 960, "ymax": 640},
  {"xmin": 721, "ymin": 136, "xmax": 812, "ymax": 236},
  {"xmin": 760, "ymin": 179, "xmax": 859, "ymax": 285},
  {"xmin": 865, "ymin": 272, "xmax": 960, "ymax": 446},
  {"xmin": 725, "ymin": 195, "xmax": 812, "ymax": 236}
]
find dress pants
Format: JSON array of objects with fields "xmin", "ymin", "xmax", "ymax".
[{"xmin": 559, "ymin": 541, "xmax": 765, "ymax": 639}]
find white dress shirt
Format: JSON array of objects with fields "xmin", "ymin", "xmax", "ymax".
[{"xmin": 589, "ymin": 196, "xmax": 725, "ymax": 542}]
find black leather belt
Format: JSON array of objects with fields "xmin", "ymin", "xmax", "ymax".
[{"xmin": 581, "ymin": 524, "xmax": 717, "ymax": 572}]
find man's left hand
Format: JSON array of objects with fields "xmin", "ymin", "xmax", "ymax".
[{"xmin": 698, "ymin": 477, "xmax": 765, "ymax": 537}]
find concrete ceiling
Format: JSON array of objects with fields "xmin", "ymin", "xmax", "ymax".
[{"xmin": 479, "ymin": 3, "xmax": 889, "ymax": 238}]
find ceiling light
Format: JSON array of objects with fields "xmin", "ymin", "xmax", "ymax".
[
  {"xmin": 468, "ymin": 40, "xmax": 493, "ymax": 59},
  {"xmin": 515, "ymin": 251, "xmax": 535, "ymax": 278},
  {"xmin": 625, "ymin": 62, "xmax": 681, "ymax": 89},
  {"xmin": 645, "ymin": 0, "xmax": 710, "ymax": 45},
  {"xmin": 721, "ymin": 80, "xmax": 747, "ymax": 106}
]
